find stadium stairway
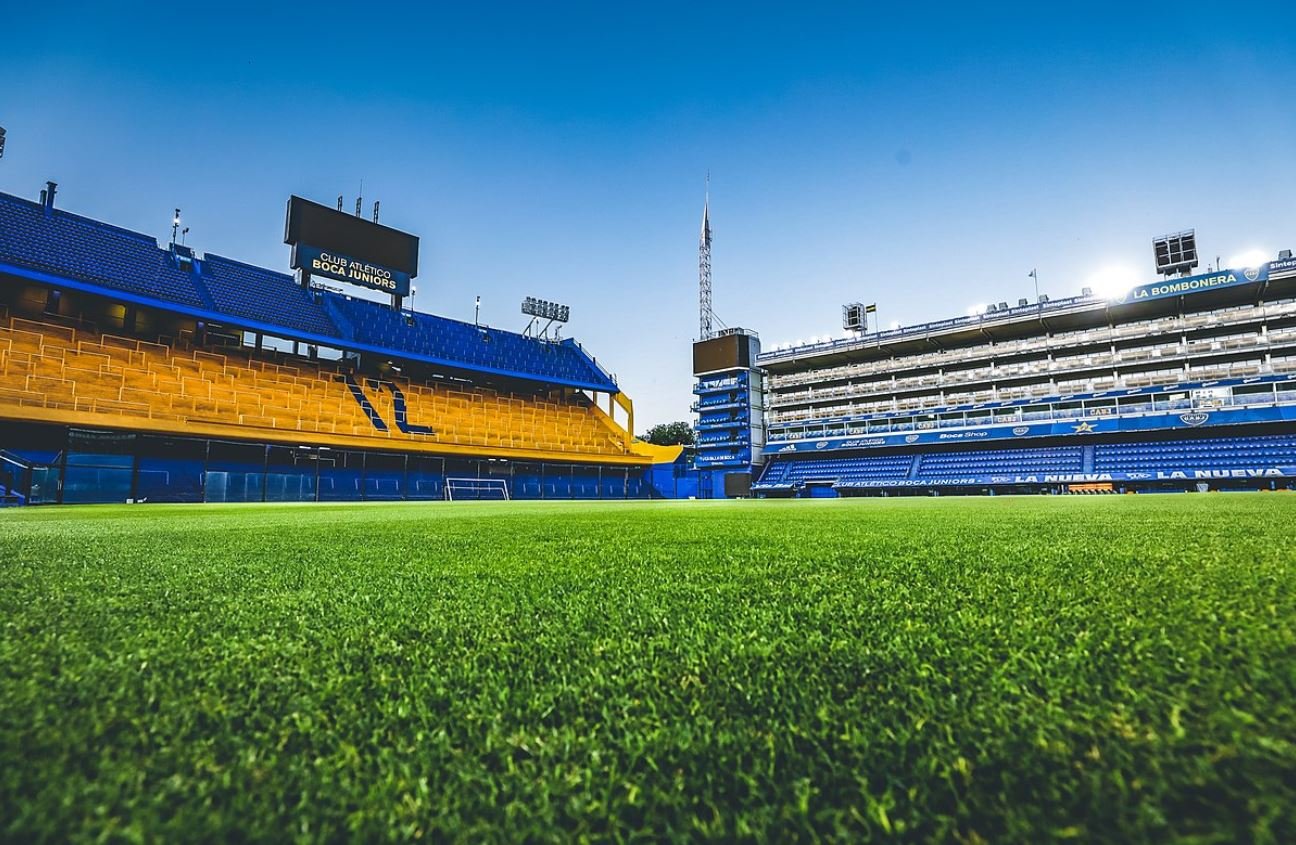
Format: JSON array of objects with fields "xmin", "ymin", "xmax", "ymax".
[
  {"xmin": 905, "ymin": 454, "xmax": 922, "ymax": 480},
  {"xmin": 184, "ymin": 258, "xmax": 219, "ymax": 311},
  {"xmin": 320, "ymin": 294, "xmax": 358, "ymax": 342}
]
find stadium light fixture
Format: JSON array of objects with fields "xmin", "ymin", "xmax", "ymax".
[
  {"xmin": 521, "ymin": 296, "xmax": 570, "ymax": 340},
  {"xmin": 842, "ymin": 303, "xmax": 866, "ymax": 332},
  {"xmin": 1227, "ymin": 249, "xmax": 1270, "ymax": 270},
  {"xmin": 1087, "ymin": 266, "xmax": 1140, "ymax": 301},
  {"xmin": 1153, "ymin": 230, "xmax": 1199, "ymax": 277},
  {"xmin": 967, "ymin": 304, "xmax": 987, "ymax": 316},
  {"xmin": 521, "ymin": 296, "xmax": 570, "ymax": 324}
]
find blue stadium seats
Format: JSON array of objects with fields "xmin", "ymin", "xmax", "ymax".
[
  {"xmin": 0, "ymin": 193, "xmax": 207, "ymax": 309},
  {"xmin": 0, "ymin": 190, "xmax": 617, "ymax": 391},
  {"xmin": 917, "ymin": 447, "xmax": 1083, "ymax": 477},
  {"xmin": 201, "ymin": 255, "xmax": 336, "ymax": 338},
  {"xmin": 757, "ymin": 434, "xmax": 1296, "ymax": 492},
  {"xmin": 755, "ymin": 454, "xmax": 912, "ymax": 488},
  {"xmin": 321, "ymin": 293, "xmax": 615, "ymax": 388},
  {"xmin": 1093, "ymin": 434, "xmax": 1296, "ymax": 472}
]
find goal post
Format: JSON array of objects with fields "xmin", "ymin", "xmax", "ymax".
[{"xmin": 444, "ymin": 477, "xmax": 511, "ymax": 501}]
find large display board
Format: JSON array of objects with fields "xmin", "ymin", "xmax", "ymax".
[
  {"xmin": 284, "ymin": 196, "xmax": 419, "ymax": 295},
  {"xmin": 693, "ymin": 334, "xmax": 754, "ymax": 375}
]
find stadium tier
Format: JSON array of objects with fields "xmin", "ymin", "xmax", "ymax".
[
  {"xmin": 753, "ymin": 434, "xmax": 1296, "ymax": 493},
  {"xmin": 0, "ymin": 187, "xmax": 677, "ymax": 504},
  {"xmin": 0, "ymin": 191, "xmax": 616, "ymax": 390},
  {"xmin": 749, "ymin": 250, "xmax": 1296, "ymax": 495}
]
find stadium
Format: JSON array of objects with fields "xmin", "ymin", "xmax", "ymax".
[
  {"xmin": 3, "ymin": 180, "xmax": 1293, "ymax": 506},
  {"xmin": 2, "ymin": 9, "xmax": 1295, "ymax": 840},
  {"xmin": 2, "ymin": 169, "xmax": 1296, "ymax": 842}
]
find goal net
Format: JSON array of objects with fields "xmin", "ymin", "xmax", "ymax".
[{"xmin": 444, "ymin": 477, "xmax": 511, "ymax": 501}]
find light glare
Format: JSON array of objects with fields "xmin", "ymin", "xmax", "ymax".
[
  {"xmin": 1228, "ymin": 249, "xmax": 1270, "ymax": 270},
  {"xmin": 1086, "ymin": 266, "xmax": 1140, "ymax": 301}
]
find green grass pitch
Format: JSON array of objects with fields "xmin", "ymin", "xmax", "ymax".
[{"xmin": 2, "ymin": 496, "xmax": 1294, "ymax": 842}]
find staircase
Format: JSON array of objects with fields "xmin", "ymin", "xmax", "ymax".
[
  {"xmin": 185, "ymin": 258, "xmax": 219, "ymax": 310},
  {"xmin": 906, "ymin": 454, "xmax": 923, "ymax": 480},
  {"xmin": 319, "ymin": 292, "xmax": 357, "ymax": 342}
]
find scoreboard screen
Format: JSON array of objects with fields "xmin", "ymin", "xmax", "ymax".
[
  {"xmin": 284, "ymin": 196, "xmax": 419, "ymax": 277},
  {"xmin": 693, "ymin": 334, "xmax": 752, "ymax": 375}
]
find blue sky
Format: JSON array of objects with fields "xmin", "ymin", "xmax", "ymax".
[{"xmin": 2, "ymin": 2, "xmax": 1294, "ymax": 426}]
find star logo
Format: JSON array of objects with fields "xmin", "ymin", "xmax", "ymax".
[{"xmin": 1072, "ymin": 421, "xmax": 1097, "ymax": 434}]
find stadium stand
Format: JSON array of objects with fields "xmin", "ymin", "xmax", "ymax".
[
  {"xmin": 326, "ymin": 294, "xmax": 610, "ymax": 387},
  {"xmin": 751, "ymin": 246, "xmax": 1296, "ymax": 495},
  {"xmin": 918, "ymin": 447, "xmax": 1083, "ymax": 477},
  {"xmin": 0, "ymin": 192, "xmax": 208, "ymax": 309},
  {"xmin": 755, "ymin": 434, "xmax": 1296, "ymax": 494},
  {"xmin": 1092, "ymin": 434, "xmax": 1296, "ymax": 473},
  {"xmin": 757, "ymin": 454, "xmax": 912, "ymax": 487},
  {"xmin": 0, "ymin": 190, "xmax": 615, "ymax": 392},
  {"xmin": 201, "ymin": 255, "xmax": 337, "ymax": 338},
  {"xmin": 0, "ymin": 186, "xmax": 673, "ymax": 504},
  {"xmin": 0, "ymin": 318, "xmax": 625, "ymax": 455}
]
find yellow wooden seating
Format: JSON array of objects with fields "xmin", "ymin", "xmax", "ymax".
[{"xmin": 0, "ymin": 317, "xmax": 629, "ymax": 457}]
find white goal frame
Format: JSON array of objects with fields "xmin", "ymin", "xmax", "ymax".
[{"xmin": 444, "ymin": 477, "xmax": 511, "ymax": 501}]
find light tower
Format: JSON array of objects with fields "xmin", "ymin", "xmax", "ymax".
[{"xmin": 699, "ymin": 181, "xmax": 713, "ymax": 341}]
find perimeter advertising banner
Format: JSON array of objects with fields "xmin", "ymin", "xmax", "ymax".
[{"xmin": 821, "ymin": 466, "xmax": 1296, "ymax": 488}]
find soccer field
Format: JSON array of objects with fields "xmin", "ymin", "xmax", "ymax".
[{"xmin": 2, "ymin": 497, "xmax": 1294, "ymax": 842}]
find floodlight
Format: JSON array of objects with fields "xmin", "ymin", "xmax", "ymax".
[
  {"xmin": 1153, "ymin": 230, "xmax": 1199, "ymax": 277},
  {"xmin": 842, "ymin": 303, "xmax": 865, "ymax": 331},
  {"xmin": 521, "ymin": 296, "xmax": 570, "ymax": 323}
]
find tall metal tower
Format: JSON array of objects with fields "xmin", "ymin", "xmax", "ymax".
[{"xmin": 699, "ymin": 181, "xmax": 713, "ymax": 341}]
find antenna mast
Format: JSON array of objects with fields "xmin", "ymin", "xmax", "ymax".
[{"xmin": 699, "ymin": 175, "xmax": 713, "ymax": 341}]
